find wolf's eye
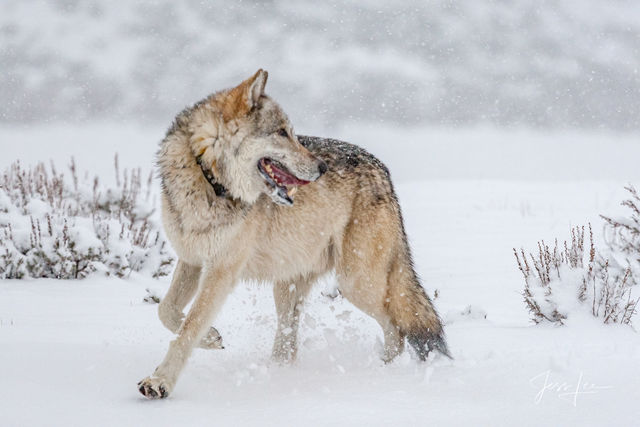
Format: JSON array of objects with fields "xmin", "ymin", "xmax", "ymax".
[{"xmin": 277, "ymin": 128, "xmax": 288, "ymax": 138}]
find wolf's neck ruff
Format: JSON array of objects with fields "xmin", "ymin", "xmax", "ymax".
[{"xmin": 195, "ymin": 154, "xmax": 229, "ymax": 198}]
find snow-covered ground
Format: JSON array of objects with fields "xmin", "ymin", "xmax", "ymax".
[{"xmin": 1, "ymin": 125, "xmax": 639, "ymax": 426}]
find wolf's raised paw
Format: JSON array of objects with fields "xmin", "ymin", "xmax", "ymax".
[
  {"xmin": 138, "ymin": 376, "xmax": 170, "ymax": 399},
  {"xmin": 198, "ymin": 326, "xmax": 224, "ymax": 349}
]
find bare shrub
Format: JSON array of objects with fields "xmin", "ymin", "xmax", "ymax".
[
  {"xmin": 514, "ymin": 224, "xmax": 638, "ymax": 325},
  {"xmin": 601, "ymin": 185, "xmax": 640, "ymax": 283},
  {"xmin": 0, "ymin": 156, "xmax": 174, "ymax": 279}
]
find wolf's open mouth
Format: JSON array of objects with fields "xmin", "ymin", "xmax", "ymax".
[{"xmin": 258, "ymin": 158, "xmax": 310, "ymax": 205}]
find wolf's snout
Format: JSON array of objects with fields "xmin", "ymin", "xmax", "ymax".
[
  {"xmin": 318, "ymin": 160, "xmax": 328, "ymax": 177},
  {"xmin": 310, "ymin": 160, "xmax": 328, "ymax": 181}
]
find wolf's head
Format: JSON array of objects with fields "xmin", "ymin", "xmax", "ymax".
[{"xmin": 188, "ymin": 69, "xmax": 327, "ymax": 206}]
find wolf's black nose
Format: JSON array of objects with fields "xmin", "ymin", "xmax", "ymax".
[{"xmin": 318, "ymin": 161, "xmax": 328, "ymax": 176}]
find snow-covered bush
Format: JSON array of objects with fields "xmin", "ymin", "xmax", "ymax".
[
  {"xmin": 0, "ymin": 157, "xmax": 174, "ymax": 279},
  {"xmin": 601, "ymin": 185, "xmax": 640, "ymax": 285},
  {"xmin": 514, "ymin": 225, "xmax": 638, "ymax": 325}
]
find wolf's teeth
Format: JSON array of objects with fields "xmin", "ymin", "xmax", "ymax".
[
  {"xmin": 265, "ymin": 164, "xmax": 276, "ymax": 180},
  {"xmin": 287, "ymin": 187, "xmax": 297, "ymax": 197}
]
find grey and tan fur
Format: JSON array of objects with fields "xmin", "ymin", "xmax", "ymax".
[{"xmin": 138, "ymin": 69, "xmax": 450, "ymax": 399}]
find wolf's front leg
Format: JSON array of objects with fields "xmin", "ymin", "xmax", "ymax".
[
  {"xmin": 272, "ymin": 275, "xmax": 315, "ymax": 363},
  {"xmin": 158, "ymin": 260, "xmax": 223, "ymax": 349},
  {"xmin": 158, "ymin": 260, "xmax": 199, "ymax": 332},
  {"xmin": 138, "ymin": 263, "xmax": 239, "ymax": 399}
]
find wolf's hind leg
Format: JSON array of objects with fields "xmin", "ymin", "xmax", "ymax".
[
  {"xmin": 337, "ymin": 207, "xmax": 406, "ymax": 363},
  {"xmin": 338, "ymin": 277, "xmax": 405, "ymax": 363},
  {"xmin": 158, "ymin": 260, "xmax": 223, "ymax": 349},
  {"xmin": 378, "ymin": 315, "xmax": 405, "ymax": 363},
  {"xmin": 272, "ymin": 274, "xmax": 316, "ymax": 363}
]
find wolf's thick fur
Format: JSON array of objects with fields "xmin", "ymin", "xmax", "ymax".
[{"xmin": 138, "ymin": 70, "xmax": 449, "ymax": 399}]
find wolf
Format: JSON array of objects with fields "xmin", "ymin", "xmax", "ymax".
[{"xmin": 138, "ymin": 69, "xmax": 450, "ymax": 399}]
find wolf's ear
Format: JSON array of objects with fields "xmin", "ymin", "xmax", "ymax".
[
  {"xmin": 221, "ymin": 69, "xmax": 268, "ymax": 121},
  {"xmin": 247, "ymin": 69, "xmax": 268, "ymax": 107}
]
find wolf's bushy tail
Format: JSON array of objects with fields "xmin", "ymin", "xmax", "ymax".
[{"xmin": 386, "ymin": 254, "xmax": 451, "ymax": 361}]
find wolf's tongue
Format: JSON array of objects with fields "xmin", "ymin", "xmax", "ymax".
[{"xmin": 271, "ymin": 163, "xmax": 310, "ymax": 186}]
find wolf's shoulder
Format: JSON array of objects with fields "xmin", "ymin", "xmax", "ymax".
[{"xmin": 298, "ymin": 135, "xmax": 390, "ymax": 177}]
